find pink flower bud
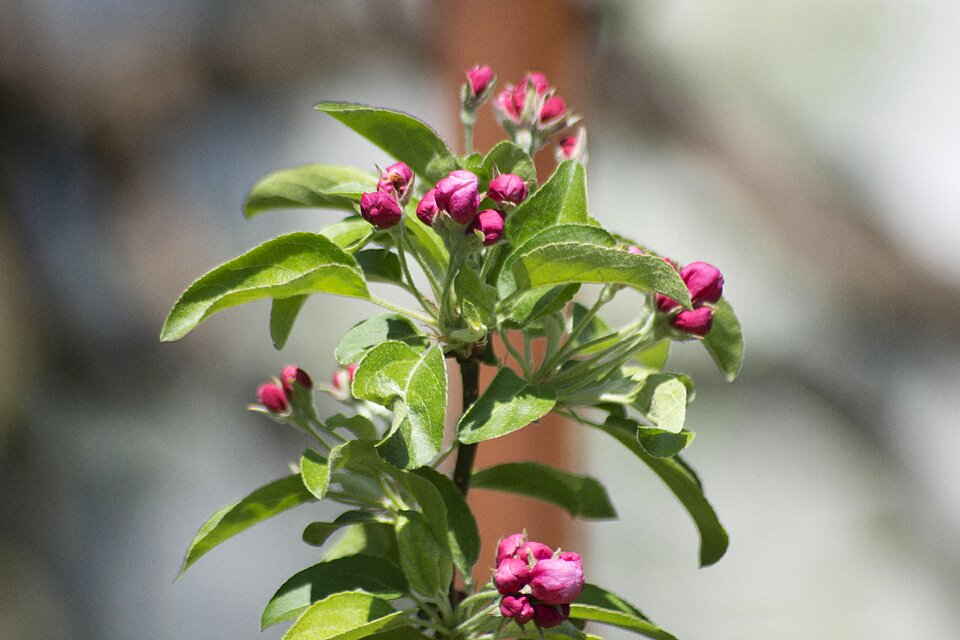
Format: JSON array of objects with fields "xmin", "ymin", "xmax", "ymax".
[
  {"xmin": 467, "ymin": 209, "xmax": 505, "ymax": 245},
  {"xmin": 529, "ymin": 556, "xmax": 584, "ymax": 605},
  {"xmin": 539, "ymin": 96, "xmax": 566, "ymax": 123},
  {"xmin": 518, "ymin": 541, "xmax": 554, "ymax": 562},
  {"xmin": 532, "ymin": 604, "xmax": 570, "ymax": 628},
  {"xmin": 257, "ymin": 383, "xmax": 288, "ymax": 414},
  {"xmin": 496, "ymin": 88, "xmax": 523, "ymax": 123},
  {"xmin": 500, "ymin": 595, "xmax": 535, "ymax": 625},
  {"xmin": 359, "ymin": 191, "xmax": 403, "ymax": 229},
  {"xmin": 655, "ymin": 292, "xmax": 680, "ymax": 313},
  {"xmin": 280, "ymin": 365, "xmax": 313, "ymax": 397},
  {"xmin": 487, "ymin": 174, "xmax": 528, "ymax": 204},
  {"xmin": 495, "ymin": 557, "xmax": 532, "ymax": 594},
  {"xmin": 376, "ymin": 162, "xmax": 415, "ymax": 204},
  {"xmin": 525, "ymin": 72, "xmax": 549, "ymax": 96},
  {"xmin": 627, "ymin": 246, "xmax": 644, "ymax": 256},
  {"xmin": 559, "ymin": 136, "xmax": 579, "ymax": 159},
  {"xmin": 497, "ymin": 533, "xmax": 526, "ymax": 564},
  {"xmin": 416, "ymin": 189, "xmax": 440, "ymax": 226},
  {"xmin": 434, "ymin": 170, "xmax": 480, "ymax": 225},
  {"xmin": 671, "ymin": 306, "xmax": 714, "ymax": 336},
  {"xmin": 680, "ymin": 261, "xmax": 724, "ymax": 306},
  {"xmin": 331, "ymin": 364, "xmax": 357, "ymax": 392},
  {"xmin": 556, "ymin": 128, "xmax": 588, "ymax": 164},
  {"xmin": 465, "ymin": 65, "xmax": 494, "ymax": 98}
]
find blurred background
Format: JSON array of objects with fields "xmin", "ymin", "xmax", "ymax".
[{"xmin": 2, "ymin": 0, "xmax": 959, "ymax": 638}]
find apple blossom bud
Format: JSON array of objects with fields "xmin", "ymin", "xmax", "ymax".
[
  {"xmin": 656, "ymin": 292, "xmax": 680, "ymax": 313},
  {"xmin": 559, "ymin": 136, "xmax": 578, "ymax": 159},
  {"xmin": 331, "ymin": 364, "xmax": 358, "ymax": 392},
  {"xmin": 416, "ymin": 189, "xmax": 440, "ymax": 226},
  {"xmin": 518, "ymin": 541, "xmax": 554, "ymax": 562},
  {"xmin": 497, "ymin": 533, "xmax": 526, "ymax": 564},
  {"xmin": 495, "ymin": 557, "xmax": 531, "ymax": 594},
  {"xmin": 487, "ymin": 174, "xmax": 528, "ymax": 204},
  {"xmin": 496, "ymin": 88, "xmax": 523, "ymax": 123},
  {"xmin": 671, "ymin": 306, "xmax": 714, "ymax": 336},
  {"xmin": 526, "ymin": 72, "xmax": 549, "ymax": 95},
  {"xmin": 500, "ymin": 595, "xmax": 535, "ymax": 625},
  {"xmin": 539, "ymin": 96, "xmax": 566, "ymax": 123},
  {"xmin": 468, "ymin": 209, "xmax": 505, "ymax": 245},
  {"xmin": 627, "ymin": 246, "xmax": 644, "ymax": 256},
  {"xmin": 434, "ymin": 170, "xmax": 480, "ymax": 225},
  {"xmin": 680, "ymin": 261, "xmax": 724, "ymax": 305},
  {"xmin": 466, "ymin": 65, "xmax": 494, "ymax": 98},
  {"xmin": 280, "ymin": 365, "xmax": 313, "ymax": 397},
  {"xmin": 377, "ymin": 162, "xmax": 415, "ymax": 205},
  {"xmin": 529, "ymin": 556, "xmax": 584, "ymax": 605},
  {"xmin": 359, "ymin": 191, "xmax": 403, "ymax": 229},
  {"xmin": 257, "ymin": 383, "xmax": 288, "ymax": 414},
  {"xmin": 532, "ymin": 604, "xmax": 570, "ymax": 628}
]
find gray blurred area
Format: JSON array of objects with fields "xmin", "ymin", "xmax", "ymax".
[{"xmin": 1, "ymin": 1, "xmax": 958, "ymax": 638}]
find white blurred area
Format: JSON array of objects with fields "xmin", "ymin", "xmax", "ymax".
[{"xmin": 1, "ymin": 1, "xmax": 958, "ymax": 639}]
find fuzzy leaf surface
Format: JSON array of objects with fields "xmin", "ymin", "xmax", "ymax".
[
  {"xmin": 457, "ymin": 368, "xmax": 556, "ymax": 444},
  {"xmin": 244, "ymin": 164, "xmax": 374, "ymax": 218},
  {"xmin": 506, "ymin": 161, "xmax": 591, "ymax": 247},
  {"xmin": 283, "ymin": 591, "xmax": 407, "ymax": 640},
  {"xmin": 703, "ymin": 297, "xmax": 744, "ymax": 381}
]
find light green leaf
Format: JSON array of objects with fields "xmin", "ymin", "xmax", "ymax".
[
  {"xmin": 336, "ymin": 314, "xmax": 429, "ymax": 366},
  {"xmin": 300, "ymin": 440, "xmax": 386, "ymax": 501},
  {"xmin": 316, "ymin": 103, "xmax": 458, "ymax": 183},
  {"xmin": 300, "ymin": 448, "xmax": 332, "ymax": 500},
  {"xmin": 457, "ymin": 368, "xmax": 557, "ymax": 444},
  {"xmin": 394, "ymin": 511, "xmax": 452, "ymax": 598},
  {"xmin": 471, "ymin": 462, "xmax": 616, "ymax": 520},
  {"xmin": 636, "ymin": 428, "xmax": 695, "ymax": 458},
  {"xmin": 352, "ymin": 341, "xmax": 423, "ymax": 405},
  {"xmin": 321, "ymin": 216, "xmax": 375, "ymax": 252},
  {"xmin": 327, "ymin": 413, "xmax": 379, "ymax": 440},
  {"xmin": 570, "ymin": 584, "xmax": 677, "ymax": 640},
  {"xmin": 634, "ymin": 373, "xmax": 688, "ymax": 432},
  {"xmin": 506, "ymin": 161, "xmax": 591, "ymax": 247},
  {"xmin": 593, "ymin": 416, "xmax": 728, "ymax": 566},
  {"xmin": 302, "ymin": 511, "xmax": 377, "ymax": 547},
  {"xmin": 356, "ymin": 249, "xmax": 403, "ymax": 284},
  {"xmin": 180, "ymin": 475, "xmax": 314, "ymax": 576},
  {"xmin": 413, "ymin": 467, "xmax": 481, "ymax": 578},
  {"xmin": 632, "ymin": 340, "xmax": 670, "ymax": 370},
  {"xmin": 482, "ymin": 141, "xmax": 537, "ymax": 184},
  {"xmin": 283, "ymin": 591, "xmax": 408, "ymax": 640},
  {"xmin": 703, "ymin": 298, "xmax": 743, "ymax": 382},
  {"xmin": 322, "ymin": 522, "xmax": 398, "ymax": 563},
  {"xmin": 262, "ymin": 555, "xmax": 408, "ymax": 629},
  {"xmin": 244, "ymin": 164, "xmax": 375, "ymax": 218},
  {"xmin": 501, "ymin": 285, "xmax": 581, "ymax": 328},
  {"xmin": 161, "ymin": 233, "xmax": 369, "ymax": 341},
  {"xmin": 271, "ymin": 295, "xmax": 307, "ymax": 349},
  {"xmin": 569, "ymin": 302, "xmax": 616, "ymax": 355}
]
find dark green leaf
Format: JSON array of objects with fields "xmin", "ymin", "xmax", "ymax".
[
  {"xmin": 161, "ymin": 233, "xmax": 369, "ymax": 341},
  {"xmin": 394, "ymin": 511, "xmax": 452, "ymax": 598},
  {"xmin": 570, "ymin": 584, "xmax": 677, "ymax": 640},
  {"xmin": 703, "ymin": 298, "xmax": 743, "ymax": 382},
  {"xmin": 262, "ymin": 555, "xmax": 408, "ymax": 629},
  {"xmin": 636, "ymin": 428, "xmax": 695, "ymax": 458},
  {"xmin": 244, "ymin": 164, "xmax": 374, "ymax": 218},
  {"xmin": 471, "ymin": 462, "xmax": 616, "ymax": 520},
  {"xmin": 593, "ymin": 416, "xmax": 728, "ymax": 566},
  {"xmin": 316, "ymin": 103, "xmax": 458, "ymax": 183},
  {"xmin": 413, "ymin": 468, "xmax": 481, "ymax": 577},
  {"xmin": 482, "ymin": 141, "xmax": 537, "ymax": 184},
  {"xmin": 356, "ymin": 249, "xmax": 404, "ymax": 284},
  {"xmin": 501, "ymin": 285, "xmax": 581, "ymax": 328},
  {"xmin": 457, "ymin": 368, "xmax": 557, "ymax": 444},
  {"xmin": 283, "ymin": 591, "xmax": 408, "ymax": 640},
  {"xmin": 179, "ymin": 475, "xmax": 314, "ymax": 575},
  {"xmin": 336, "ymin": 314, "xmax": 429, "ymax": 366},
  {"xmin": 271, "ymin": 295, "xmax": 307, "ymax": 349},
  {"xmin": 302, "ymin": 511, "xmax": 377, "ymax": 547},
  {"xmin": 506, "ymin": 161, "xmax": 591, "ymax": 247}
]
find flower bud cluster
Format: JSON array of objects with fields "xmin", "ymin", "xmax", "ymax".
[
  {"xmin": 360, "ymin": 162, "xmax": 415, "ymax": 229},
  {"xmin": 632, "ymin": 251, "xmax": 724, "ymax": 337},
  {"xmin": 256, "ymin": 365, "xmax": 313, "ymax": 415},
  {"xmin": 493, "ymin": 72, "xmax": 578, "ymax": 152},
  {"xmin": 494, "ymin": 533, "xmax": 584, "ymax": 629}
]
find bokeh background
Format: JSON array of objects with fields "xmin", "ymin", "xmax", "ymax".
[{"xmin": 2, "ymin": 1, "xmax": 959, "ymax": 638}]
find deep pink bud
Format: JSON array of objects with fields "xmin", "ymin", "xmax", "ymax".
[
  {"xmin": 529, "ymin": 557, "xmax": 584, "ymax": 605},
  {"xmin": 655, "ymin": 292, "xmax": 680, "ymax": 313},
  {"xmin": 376, "ymin": 162, "xmax": 415, "ymax": 204},
  {"xmin": 257, "ymin": 383, "xmax": 288, "ymax": 414},
  {"xmin": 495, "ymin": 557, "xmax": 532, "ymax": 594},
  {"xmin": 680, "ymin": 261, "xmax": 724, "ymax": 305},
  {"xmin": 517, "ymin": 541, "xmax": 553, "ymax": 562},
  {"xmin": 468, "ymin": 209, "xmax": 505, "ymax": 246},
  {"xmin": 558, "ymin": 551, "xmax": 582, "ymax": 565},
  {"xmin": 280, "ymin": 365, "xmax": 313, "ymax": 397},
  {"xmin": 671, "ymin": 306, "xmax": 714, "ymax": 336},
  {"xmin": 416, "ymin": 189, "xmax": 440, "ymax": 226},
  {"xmin": 532, "ymin": 604, "xmax": 570, "ymax": 628},
  {"xmin": 500, "ymin": 595, "xmax": 535, "ymax": 625},
  {"xmin": 488, "ymin": 174, "xmax": 528, "ymax": 204},
  {"xmin": 497, "ymin": 533, "xmax": 525, "ymax": 564},
  {"xmin": 525, "ymin": 72, "xmax": 549, "ymax": 95},
  {"xmin": 331, "ymin": 364, "xmax": 357, "ymax": 392},
  {"xmin": 559, "ymin": 136, "xmax": 579, "ymax": 159},
  {"xmin": 539, "ymin": 96, "xmax": 566, "ymax": 123},
  {"xmin": 497, "ymin": 88, "xmax": 522, "ymax": 123},
  {"xmin": 359, "ymin": 191, "xmax": 403, "ymax": 229},
  {"xmin": 434, "ymin": 170, "xmax": 480, "ymax": 225},
  {"xmin": 627, "ymin": 246, "xmax": 644, "ymax": 256},
  {"xmin": 466, "ymin": 65, "xmax": 494, "ymax": 97}
]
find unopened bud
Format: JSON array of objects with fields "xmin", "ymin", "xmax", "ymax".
[
  {"xmin": 539, "ymin": 96, "xmax": 566, "ymax": 124},
  {"xmin": 500, "ymin": 595, "xmax": 535, "ymax": 625},
  {"xmin": 556, "ymin": 128, "xmax": 588, "ymax": 164},
  {"xmin": 434, "ymin": 170, "xmax": 480, "ymax": 225},
  {"xmin": 487, "ymin": 174, "xmax": 528, "ymax": 204},
  {"xmin": 532, "ymin": 604, "xmax": 570, "ymax": 628},
  {"xmin": 518, "ymin": 541, "xmax": 553, "ymax": 562},
  {"xmin": 416, "ymin": 188, "xmax": 440, "ymax": 226},
  {"xmin": 331, "ymin": 364, "xmax": 358, "ymax": 392},
  {"xmin": 671, "ymin": 306, "xmax": 714, "ymax": 336},
  {"xmin": 680, "ymin": 261, "xmax": 724, "ymax": 306},
  {"xmin": 280, "ymin": 365, "xmax": 313, "ymax": 397},
  {"xmin": 257, "ymin": 383, "xmax": 288, "ymax": 414},
  {"xmin": 495, "ymin": 557, "xmax": 531, "ymax": 594},
  {"xmin": 359, "ymin": 191, "xmax": 403, "ymax": 229},
  {"xmin": 465, "ymin": 65, "xmax": 494, "ymax": 98},
  {"xmin": 497, "ymin": 533, "xmax": 526, "ymax": 564},
  {"xmin": 529, "ymin": 556, "xmax": 584, "ymax": 605},
  {"xmin": 376, "ymin": 162, "xmax": 415, "ymax": 205},
  {"xmin": 467, "ymin": 209, "xmax": 506, "ymax": 246}
]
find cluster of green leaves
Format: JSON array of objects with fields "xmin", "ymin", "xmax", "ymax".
[{"xmin": 163, "ymin": 99, "xmax": 743, "ymax": 640}]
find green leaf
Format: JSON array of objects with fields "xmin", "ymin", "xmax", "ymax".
[
  {"xmin": 457, "ymin": 368, "xmax": 557, "ymax": 444},
  {"xmin": 356, "ymin": 249, "xmax": 403, "ymax": 284},
  {"xmin": 180, "ymin": 475, "xmax": 314, "ymax": 576},
  {"xmin": 384, "ymin": 468, "xmax": 449, "ymax": 543},
  {"xmin": 482, "ymin": 141, "xmax": 537, "ymax": 184},
  {"xmin": 271, "ymin": 295, "xmax": 307, "ymax": 349},
  {"xmin": 262, "ymin": 555, "xmax": 409, "ymax": 629},
  {"xmin": 302, "ymin": 511, "xmax": 377, "ymax": 547},
  {"xmin": 283, "ymin": 591, "xmax": 408, "ymax": 640},
  {"xmin": 394, "ymin": 510, "xmax": 452, "ymax": 598},
  {"xmin": 593, "ymin": 416, "xmax": 728, "ymax": 566},
  {"xmin": 403, "ymin": 213, "xmax": 448, "ymax": 285},
  {"xmin": 376, "ymin": 347, "xmax": 448, "ymax": 469},
  {"xmin": 471, "ymin": 462, "xmax": 616, "ymax": 520},
  {"xmin": 510, "ymin": 244, "xmax": 690, "ymax": 308},
  {"xmin": 300, "ymin": 440, "xmax": 386, "ymax": 501},
  {"xmin": 502, "ymin": 285, "xmax": 581, "ymax": 328},
  {"xmin": 323, "ymin": 522, "xmax": 398, "ymax": 563},
  {"xmin": 413, "ymin": 467, "xmax": 481, "ymax": 578},
  {"xmin": 506, "ymin": 161, "xmax": 591, "ymax": 247},
  {"xmin": 161, "ymin": 233, "xmax": 369, "ymax": 342},
  {"xmin": 636, "ymin": 428, "xmax": 695, "ymax": 458},
  {"xmin": 316, "ymin": 103, "xmax": 458, "ymax": 183},
  {"xmin": 569, "ymin": 584, "xmax": 677, "ymax": 640},
  {"xmin": 336, "ymin": 314, "xmax": 429, "ymax": 366},
  {"xmin": 703, "ymin": 298, "xmax": 743, "ymax": 382},
  {"xmin": 633, "ymin": 340, "xmax": 670, "ymax": 370},
  {"xmin": 300, "ymin": 448, "xmax": 332, "ymax": 500},
  {"xmin": 634, "ymin": 373, "xmax": 688, "ymax": 432},
  {"xmin": 321, "ymin": 216, "xmax": 375, "ymax": 252},
  {"xmin": 568, "ymin": 302, "xmax": 616, "ymax": 355},
  {"xmin": 352, "ymin": 341, "xmax": 424, "ymax": 405},
  {"xmin": 244, "ymin": 164, "xmax": 375, "ymax": 218},
  {"xmin": 327, "ymin": 413, "xmax": 379, "ymax": 440}
]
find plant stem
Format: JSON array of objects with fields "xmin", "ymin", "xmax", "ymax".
[
  {"xmin": 369, "ymin": 295, "xmax": 438, "ymax": 327},
  {"xmin": 396, "ymin": 228, "xmax": 435, "ymax": 314},
  {"xmin": 534, "ymin": 287, "xmax": 611, "ymax": 381},
  {"xmin": 452, "ymin": 357, "xmax": 481, "ymax": 496}
]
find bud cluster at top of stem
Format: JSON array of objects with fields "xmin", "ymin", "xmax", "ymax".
[{"xmin": 360, "ymin": 162, "xmax": 416, "ymax": 229}]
